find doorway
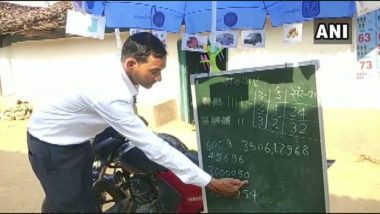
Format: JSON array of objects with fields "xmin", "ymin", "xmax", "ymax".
[{"xmin": 177, "ymin": 40, "xmax": 228, "ymax": 124}]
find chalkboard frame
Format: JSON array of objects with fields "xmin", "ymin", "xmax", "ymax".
[{"xmin": 190, "ymin": 60, "xmax": 329, "ymax": 213}]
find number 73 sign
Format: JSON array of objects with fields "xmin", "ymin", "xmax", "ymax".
[
  {"xmin": 356, "ymin": 60, "xmax": 374, "ymax": 80},
  {"xmin": 355, "ymin": 9, "xmax": 380, "ymax": 80}
]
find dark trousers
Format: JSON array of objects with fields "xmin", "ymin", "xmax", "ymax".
[{"xmin": 27, "ymin": 131, "xmax": 99, "ymax": 213}]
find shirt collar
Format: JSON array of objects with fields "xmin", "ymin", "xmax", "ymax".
[{"xmin": 120, "ymin": 63, "xmax": 139, "ymax": 96}]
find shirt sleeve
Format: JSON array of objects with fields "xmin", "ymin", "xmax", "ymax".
[{"xmin": 92, "ymin": 98, "xmax": 212, "ymax": 187}]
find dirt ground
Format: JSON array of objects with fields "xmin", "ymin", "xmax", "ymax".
[{"xmin": 0, "ymin": 108, "xmax": 380, "ymax": 213}]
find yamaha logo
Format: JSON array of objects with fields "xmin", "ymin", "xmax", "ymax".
[{"xmin": 187, "ymin": 196, "xmax": 202, "ymax": 202}]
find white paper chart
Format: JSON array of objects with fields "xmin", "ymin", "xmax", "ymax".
[{"xmin": 356, "ymin": 9, "xmax": 380, "ymax": 80}]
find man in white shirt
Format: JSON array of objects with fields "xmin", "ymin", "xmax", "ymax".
[{"xmin": 27, "ymin": 32, "xmax": 248, "ymax": 213}]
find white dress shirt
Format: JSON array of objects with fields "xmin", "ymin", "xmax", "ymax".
[{"xmin": 28, "ymin": 63, "xmax": 211, "ymax": 187}]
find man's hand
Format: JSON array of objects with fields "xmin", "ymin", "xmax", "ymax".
[{"xmin": 206, "ymin": 178, "xmax": 248, "ymax": 198}]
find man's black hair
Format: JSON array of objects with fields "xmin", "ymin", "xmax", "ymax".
[{"xmin": 121, "ymin": 32, "xmax": 167, "ymax": 63}]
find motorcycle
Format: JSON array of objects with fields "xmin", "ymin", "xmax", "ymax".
[
  {"xmin": 41, "ymin": 116, "xmax": 203, "ymax": 213},
  {"xmin": 91, "ymin": 125, "xmax": 204, "ymax": 213}
]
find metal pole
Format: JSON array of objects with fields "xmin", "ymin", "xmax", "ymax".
[{"xmin": 210, "ymin": 1, "xmax": 217, "ymax": 72}]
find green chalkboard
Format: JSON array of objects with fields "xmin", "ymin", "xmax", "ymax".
[{"xmin": 191, "ymin": 61, "xmax": 328, "ymax": 213}]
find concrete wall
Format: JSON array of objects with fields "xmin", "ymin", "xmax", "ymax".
[{"xmin": 0, "ymin": 32, "xmax": 183, "ymax": 127}]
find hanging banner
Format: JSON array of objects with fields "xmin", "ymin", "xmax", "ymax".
[
  {"xmin": 129, "ymin": 29, "xmax": 167, "ymax": 48},
  {"xmin": 356, "ymin": 9, "xmax": 380, "ymax": 80},
  {"xmin": 181, "ymin": 33, "xmax": 208, "ymax": 52},
  {"xmin": 65, "ymin": 9, "xmax": 106, "ymax": 40},
  {"xmin": 215, "ymin": 31, "xmax": 238, "ymax": 48},
  {"xmin": 283, "ymin": 23, "xmax": 303, "ymax": 43},
  {"xmin": 241, "ymin": 30, "xmax": 265, "ymax": 48}
]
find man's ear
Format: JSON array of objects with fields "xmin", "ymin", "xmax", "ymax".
[{"xmin": 124, "ymin": 57, "xmax": 137, "ymax": 72}]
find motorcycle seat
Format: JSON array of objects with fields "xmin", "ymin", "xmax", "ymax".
[
  {"xmin": 156, "ymin": 133, "xmax": 188, "ymax": 154},
  {"xmin": 92, "ymin": 138, "xmax": 125, "ymax": 162}
]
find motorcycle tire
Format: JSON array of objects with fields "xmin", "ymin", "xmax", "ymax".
[{"xmin": 94, "ymin": 181, "xmax": 130, "ymax": 213}]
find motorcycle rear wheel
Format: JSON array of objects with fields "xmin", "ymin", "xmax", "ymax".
[{"xmin": 94, "ymin": 181, "xmax": 131, "ymax": 213}]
